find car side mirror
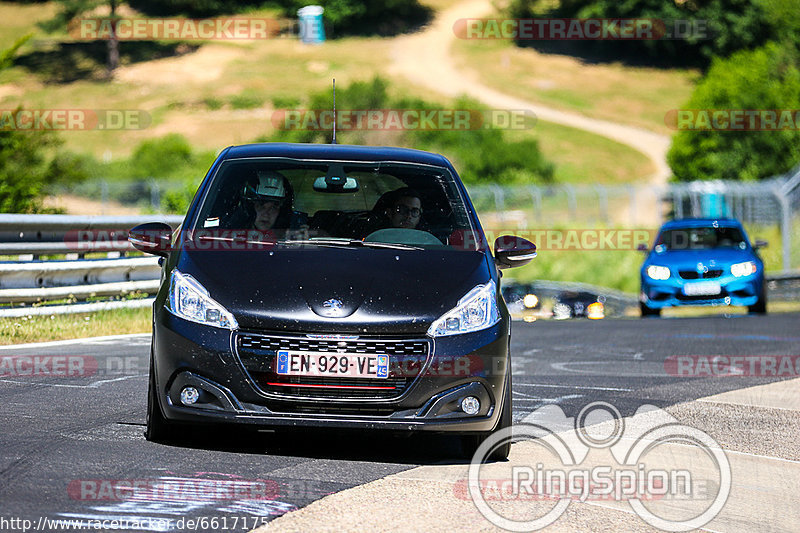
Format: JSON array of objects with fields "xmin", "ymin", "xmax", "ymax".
[
  {"xmin": 754, "ymin": 240, "xmax": 768, "ymax": 250},
  {"xmin": 129, "ymin": 222, "xmax": 172, "ymax": 257},
  {"xmin": 637, "ymin": 243, "xmax": 649, "ymax": 253},
  {"xmin": 494, "ymin": 235, "xmax": 536, "ymax": 269}
]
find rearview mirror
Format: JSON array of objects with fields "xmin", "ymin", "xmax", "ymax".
[
  {"xmin": 637, "ymin": 243, "xmax": 649, "ymax": 252},
  {"xmin": 313, "ymin": 163, "xmax": 359, "ymax": 192},
  {"xmin": 754, "ymin": 239, "xmax": 768, "ymax": 249},
  {"xmin": 129, "ymin": 222, "xmax": 172, "ymax": 257},
  {"xmin": 494, "ymin": 235, "xmax": 537, "ymax": 269},
  {"xmin": 313, "ymin": 176, "xmax": 359, "ymax": 192}
]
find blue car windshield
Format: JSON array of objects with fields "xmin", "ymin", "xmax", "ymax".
[{"xmin": 656, "ymin": 227, "xmax": 747, "ymax": 250}]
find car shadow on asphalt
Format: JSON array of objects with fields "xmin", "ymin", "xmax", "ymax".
[{"xmin": 147, "ymin": 424, "xmax": 489, "ymax": 466}]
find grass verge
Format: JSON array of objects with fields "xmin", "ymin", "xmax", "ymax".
[
  {"xmin": 451, "ymin": 28, "xmax": 698, "ymax": 135},
  {"xmin": 0, "ymin": 306, "xmax": 151, "ymax": 345}
]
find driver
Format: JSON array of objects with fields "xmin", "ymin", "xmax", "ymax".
[{"xmin": 242, "ymin": 170, "xmax": 307, "ymax": 231}]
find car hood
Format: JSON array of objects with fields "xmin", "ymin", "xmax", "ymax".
[
  {"xmin": 176, "ymin": 247, "xmax": 491, "ymax": 334},
  {"xmin": 644, "ymin": 248, "xmax": 758, "ymax": 270}
]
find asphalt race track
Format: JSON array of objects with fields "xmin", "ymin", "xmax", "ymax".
[{"xmin": 1, "ymin": 313, "xmax": 798, "ymax": 532}]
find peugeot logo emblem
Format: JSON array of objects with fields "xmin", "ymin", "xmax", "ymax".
[{"xmin": 322, "ymin": 298, "xmax": 344, "ymax": 316}]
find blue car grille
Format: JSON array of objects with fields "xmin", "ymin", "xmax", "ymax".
[
  {"xmin": 236, "ymin": 333, "xmax": 429, "ymax": 400},
  {"xmin": 679, "ymin": 269, "xmax": 723, "ymax": 280}
]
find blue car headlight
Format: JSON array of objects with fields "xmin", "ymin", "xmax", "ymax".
[
  {"xmin": 167, "ymin": 269, "xmax": 238, "ymax": 329},
  {"xmin": 428, "ymin": 280, "xmax": 500, "ymax": 337},
  {"xmin": 731, "ymin": 261, "xmax": 757, "ymax": 277},
  {"xmin": 646, "ymin": 265, "xmax": 671, "ymax": 280}
]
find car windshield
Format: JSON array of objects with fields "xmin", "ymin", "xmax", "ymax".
[
  {"xmin": 190, "ymin": 158, "xmax": 480, "ymax": 250},
  {"xmin": 656, "ymin": 226, "xmax": 747, "ymax": 250}
]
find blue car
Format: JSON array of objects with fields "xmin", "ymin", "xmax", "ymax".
[{"xmin": 639, "ymin": 218, "xmax": 767, "ymax": 316}]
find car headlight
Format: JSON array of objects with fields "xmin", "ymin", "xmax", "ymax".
[
  {"xmin": 731, "ymin": 261, "xmax": 757, "ymax": 277},
  {"xmin": 523, "ymin": 293, "xmax": 539, "ymax": 309},
  {"xmin": 646, "ymin": 265, "xmax": 671, "ymax": 280},
  {"xmin": 428, "ymin": 280, "xmax": 500, "ymax": 337},
  {"xmin": 168, "ymin": 270, "xmax": 238, "ymax": 329}
]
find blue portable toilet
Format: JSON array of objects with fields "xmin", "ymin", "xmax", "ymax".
[
  {"xmin": 298, "ymin": 5, "xmax": 325, "ymax": 44},
  {"xmin": 701, "ymin": 192, "xmax": 728, "ymax": 218}
]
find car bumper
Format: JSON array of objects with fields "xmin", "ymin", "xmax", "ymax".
[
  {"xmin": 640, "ymin": 273, "xmax": 763, "ymax": 309},
  {"xmin": 152, "ymin": 308, "xmax": 510, "ymax": 434}
]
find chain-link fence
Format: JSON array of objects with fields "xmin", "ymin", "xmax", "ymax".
[
  {"xmin": 49, "ymin": 166, "xmax": 800, "ymax": 273},
  {"xmin": 468, "ymin": 166, "xmax": 800, "ymax": 273}
]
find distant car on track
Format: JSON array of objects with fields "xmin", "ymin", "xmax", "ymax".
[{"xmin": 639, "ymin": 218, "xmax": 767, "ymax": 316}]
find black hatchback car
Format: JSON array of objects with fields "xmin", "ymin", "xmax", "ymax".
[{"xmin": 130, "ymin": 143, "xmax": 536, "ymax": 458}]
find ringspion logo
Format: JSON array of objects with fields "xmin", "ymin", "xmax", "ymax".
[{"xmin": 468, "ymin": 402, "xmax": 730, "ymax": 531}]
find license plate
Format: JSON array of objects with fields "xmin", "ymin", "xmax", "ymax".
[
  {"xmin": 683, "ymin": 281, "xmax": 721, "ymax": 296},
  {"xmin": 275, "ymin": 350, "xmax": 389, "ymax": 378}
]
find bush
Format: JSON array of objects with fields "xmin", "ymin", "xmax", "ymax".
[
  {"xmin": 129, "ymin": 133, "xmax": 193, "ymax": 178},
  {"xmin": 668, "ymin": 42, "xmax": 800, "ymax": 181},
  {"xmin": 260, "ymin": 77, "xmax": 555, "ymax": 185},
  {"xmin": 228, "ymin": 91, "xmax": 264, "ymax": 110}
]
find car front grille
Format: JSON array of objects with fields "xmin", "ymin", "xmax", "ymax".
[
  {"xmin": 236, "ymin": 333, "xmax": 430, "ymax": 400},
  {"xmin": 679, "ymin": 269, "xmax": 723, "ymax": 280},
  {"xmin": 676, "ymin": 289, "xmax": 729, "ymax": 302}
]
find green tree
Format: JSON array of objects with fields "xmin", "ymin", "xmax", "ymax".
[
  {"xmin": 508, "ymin": 0, "xmax": 773, "ymax": 68},
  {"xmin": 0, "ymin": 36, "xmax": 90, "ymax": 213},
  {"xmin": 668, "ymin": 43, "xmax": 800, "ymax": 181}
]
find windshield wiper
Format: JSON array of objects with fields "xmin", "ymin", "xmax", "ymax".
[
  {"xmin": 195, "ymin": 235, "xmax": 277, "ymax": 246},
  {"xmin": 282, "ymin": 238, "xmax": 423, "ymax": 251}
]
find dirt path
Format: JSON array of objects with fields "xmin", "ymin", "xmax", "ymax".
[
  {"xmin": 389, "ymin": 0, "xmax": 671, "ymax": 185},
  {"xmin": 42, "ymin": 194, "xmax": 143, "ymax": 215}
]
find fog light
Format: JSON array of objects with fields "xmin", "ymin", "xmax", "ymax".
[
  {"xmin": 180, "ymin": 386, "xmax": 200, "ymax": 406},
  {"xmin": 461, "ymin": 396, "xmax": 480, "ymax": 415}
]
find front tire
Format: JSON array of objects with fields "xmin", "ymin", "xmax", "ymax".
[
  {"xmin": 145, "ymin": 354, "xmax": 177, "ymax": 442},
  {"xmin": 640, "ymin": 302, "xmax": 661, "ymax": 317},
  {"xmin": 461, "ymin": 371, "xmax": 512, "ymax": 461},
  {"xmin": 748, "ymin": 285, "xmax": 767, "ymax": 314}
]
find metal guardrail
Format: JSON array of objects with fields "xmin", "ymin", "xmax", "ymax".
[
  {"xmin": 504, "ymin": 273, "xmax": 800, "ymax": 316},
  {"xmin": 0, "ymin": 215, "xmax": 181, "ymax": 317},
  {"xmin": 0, "ymin": 214, "xmax": 796, "ymax": 318},
  {"xmin": 0, "ymin": 214, "xmax": 183, "ymax": 257},
  {"xmin": 766, "ymin": 272, "xmax": 800, "ymax": 302}
]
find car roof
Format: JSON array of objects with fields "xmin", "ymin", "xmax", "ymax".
[
  {"xmin": 221, "ymin": 143, "xmax": 451, "ymax": 167},
  {"xmin": 659, "ymin": 218, "xmax": 743, "ymax": 230}
]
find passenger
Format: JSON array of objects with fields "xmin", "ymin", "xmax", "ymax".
[{"xmin": 381, "ymin": 187, "xmax": 423, "ymax": 230}]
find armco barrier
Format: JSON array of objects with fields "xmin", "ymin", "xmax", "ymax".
[
  {"xmin": 0, "ymin": 214, "xmax": 183, "ymax": 257},
  {"xmin": 0, "ymin": 215, "xmax": 181, "ymax": 317},
  {"xmin": 0, "ymin": 214, "xmax": 795, "ymax": 317}
]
